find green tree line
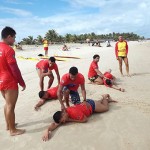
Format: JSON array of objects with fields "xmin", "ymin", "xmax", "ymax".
[{"xmin": 20, "ymin": 29, "xmax": 145, "ymax": 45}]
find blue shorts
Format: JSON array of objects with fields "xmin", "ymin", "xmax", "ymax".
[
  {"xmin": 63, "ymin": 86, "xmax": 80, "ymax": 104},
  {"xmin": 86, "ymin": 99, "xmax": 95, "ymax": 113}
]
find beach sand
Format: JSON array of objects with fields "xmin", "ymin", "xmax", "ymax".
[{"xmin": 0, "ymin": 41, "xmax": 150, "ymax": 150}]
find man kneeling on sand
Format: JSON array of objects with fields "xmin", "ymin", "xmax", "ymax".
[{"xmin": 42, "ymin": 94, "xmax": 117, "ymax": 141}]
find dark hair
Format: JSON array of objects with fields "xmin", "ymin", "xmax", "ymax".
[
  {"xmin": 105, "ymin": 79, "xmax": 112, "ymax": 85},
  {"xmin": 93, "ymin": 54, "xmax": 100, "ymax": 59},
  {"xmin": 49, "ymin": 57, "xmax": 56, "ymax": 63},
  {"xmin": 53, "ymin": 111, "xmax": 62, "ymax": 123},
  {"xmin": 39, "ymin": 91, "xmax": 45, "ymax": 98},
  {"xmin": 1, "ymin": 26, "xmax": 16, "ymax": 39},
  {"xmin": 69, "ymin": 66, "xmax": 78, "ymax": 75}
]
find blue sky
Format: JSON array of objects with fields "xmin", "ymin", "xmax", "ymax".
[{"xmin": 0, "ymin": 0, "xmax": 150, "ymax": 41}]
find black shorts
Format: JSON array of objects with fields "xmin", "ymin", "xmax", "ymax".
[{"xmin": 88, "ymin": 75, "xmax": 99, "ymax": 82}]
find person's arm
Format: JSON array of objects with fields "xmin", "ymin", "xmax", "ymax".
[
  {"xmin": 42, "ymin": 122, "xmax": 60, "ymax": 141},
  {"xmin": 126, "ymin": 41, "xmax": 128, "ymax": 55},
  {"xmin": 9, "ymin": 63, "xmax": 26, "ymax": 91},
  {"xmin": 68, "ymin": 115, "xmax": 88, "ymax": 123},
  {"xmin": 115, "ymin": 42, "xmax": 118, "ymax": 59},
  {"xmin": 95, "ymin": 68, "xmax": 104, "ymax": 77},
  {"xmin": 34, "ymin": 99, "xmax": 45, "ymax": 111},
  {"xmin": 57, "ymin": 84, "xmax": 66, "ymax": 111},
  {"xmin": 111, "ymin": 85, "xmax": 125, "ymax": 92},
  {"xmin": 80, "ymin": 84, "xmax": 86, "ymax": 102},
  {"xmin": 55, "ymin": 69, "xmax": 60, "ymax": 85}
]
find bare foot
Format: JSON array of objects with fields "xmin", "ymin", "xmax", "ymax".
[
  {"xmin": 34, "ymin": 106, "xmax": 40, "ymax": 111},
  {"xmin": 127, "ymin": 74, "xmax": 131, "ymax": 77},
  {"xmin": 121, "ymin": 74, "xmax": 124, "ymax": 77},
  {"xmin": 10, "ymin": 129, "xmax": 25, "ymax": 136},
  {"xmin": 7, "ymin": 123, "xmax": 18, "ymax": 130},
  {"xmin": 120, "ymin": 88, "xmax": 125, "ymax": 92}
]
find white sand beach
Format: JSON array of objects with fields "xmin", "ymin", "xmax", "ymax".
[{"xmin": 0, "ymin": 41, "xmax": 150, "ymax": 150}]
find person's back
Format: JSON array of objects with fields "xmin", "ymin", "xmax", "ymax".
[
  {"xmin": 0, "ymin": 42, "xmax": 16, "ymax": 84},
  {"xmin": 66, "ymin": 102, "xmax": 92, "ymax": 120}
]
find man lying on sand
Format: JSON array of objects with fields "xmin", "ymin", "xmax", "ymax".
[
  {"xmin": 42, "ymin": 94, "xmax": 117, "ymax": 141},
  {"xmin": 103, "ymin": 69, "xmax": 125, "ymax": 92},
  {"xmin": 34, "ymin": 86, "xmax": 58, "ymax": 110}
]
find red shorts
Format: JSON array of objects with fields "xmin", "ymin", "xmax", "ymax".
[
  {"xmin": 0, "ymin": 80, "xmax": 18, "ymax": 90},
  {"xmin": 44, "ymin": 47, "xmax": 48, "ymax": 51}
]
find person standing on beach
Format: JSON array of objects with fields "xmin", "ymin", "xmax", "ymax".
[
  {"xmin": 57, "ymin": 66, "xmax": 86, "ymax": 110},
  {"xmin": 88, "ymin": 54, "xmax": 104, "ymax": 85},
  {"xmin": 115, "ymin": 36, "xmax": 130, "ymax": 76},
  {"xmin": 0, "ymin": 26, "xmax": 26, "ymax": 136},
  {"xmin": 36, "ymin": 57, "xmax": 60, "ymax": 91},
  {"xmin": 42, "ymin": 37, "xmax": 49, "ymax": 56}
]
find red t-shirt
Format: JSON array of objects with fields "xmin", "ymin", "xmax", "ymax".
[
  {"xmin": 66, "ymin": 103, "xmax": 92, "ymax": 121},
  {"xmin": 60, "ymin": 73, "xmax": 85, "ymax": 91},
  {"xmin": 0, "ymin": 42, "xmax": 18, "ymax": 90},
  {"xmin": 47, "ymin": 86, "xmax": 58, "ymax": 99},
  {"xmin": 88, "ymin": 61, "xmax": 99, "ymax": 78},
  {"xmin": 103, "ymin": 72, "xmax": 113, "ymax": 87},
  {"xmin": 36, "ymin": 60, "xmax": 58, "ymax": 72}
]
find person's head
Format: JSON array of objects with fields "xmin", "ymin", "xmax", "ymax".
[
  {"xmin": 48, "ymin": 57, "xmax": 56, "ymax": 66},
  {"xmin": 69, "ymin": 66, "xmax": 78, "ymax": 80},
  {"xmin": 105, "ymin": 79, "xmax": 112, "ymax": 86},
  {"xmin": 1, "ymin": 26, "xmax": 16, "ymax": 46},
  {"xmin": 93, "ymin": 54, "xmax": 100, "ymax": 62},
  {"xmin": 118, "ymin": 36, "xmax": 123, "ymax": 42},
  {"xmin": 53, "ymin": 111, "xmax": 69, "ymax": 124},
  {"xmin": 39, "ymin": 91, "xmax": 50, "ymax": 99}
]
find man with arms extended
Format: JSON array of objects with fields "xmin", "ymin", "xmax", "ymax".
[
  {"xmin": 42, "ymin": 94, "xmax": 117, "ymax": 141},
  {"xmin": 0, "ymin": 26, "xmax": 26, "ymax": 136},
  {"xmin": 57, "ymin": 66, "xmax": 86, "ymax": 109},
  {"xmin": 88, "ymin": 54, "xmax": 104, "ymax": 85},
  {"xmin": 36, "ymin": 57, "xmax": 60, "ymax": 91}
]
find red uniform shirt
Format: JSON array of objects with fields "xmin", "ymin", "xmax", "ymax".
[
  {"xmin": 36, "ymin": 60, "xmax": 58, "ymax": 72},
  {"xmin": 0, "ymin": 42, "xmax": 18, "ymax": 90},
  {"xmin": 66, "ymin": 103, "xmax": 92, "ymax": 121},
  {"xmin": 47, "ymin": 86, "xmax": 58, "ymax": 99},
  {"xmin": 60, "ymin": 73, "xmax": 85, "ymax": 91},
  {"xmin": 103, "ymin": 72, "xmax": 113, "ymax": 87},
  {"xmin": 88, "ymin": 61, "xmax": 99, "ymax": 78}
]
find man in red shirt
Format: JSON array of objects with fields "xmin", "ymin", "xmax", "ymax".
[
  {"xmin": 36, "ymin": 57, "xmax": 60, "ymax": 91},
  {"xmin": 57, "ymin": 67, "xmax": 86, "ymax": 110},
  {"xmin": 42, "ymin": 94, "xmax": 117, "ymax": 141},
  {"xmin": 88, "ymin": 54, "xmax": 104, "ymax": 85},
  {"xmin": 0, "ymin": 26, "xmax": 26, "ymax": 136},
  {"xmin": 103, "ymin": 70, "xmax": 125, "ymax": 92},
  {"xmin": 115, "ymin": 36, "xmax": 130, "ymax": 77},
  {"xmin": 34, "ymin": 86, "xmax": 58, "ymax": 110}
]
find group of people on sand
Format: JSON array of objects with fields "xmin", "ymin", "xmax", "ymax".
[{"xmin": 0, "ymin": 26, "xmax": 130, "ymax": 140}]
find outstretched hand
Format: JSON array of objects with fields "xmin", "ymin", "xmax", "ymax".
[{"xmin": 42, "ymin": 131, "xmax": 51, "ymax": 142}]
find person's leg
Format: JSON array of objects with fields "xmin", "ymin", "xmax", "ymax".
[
  {"xmin": 118, "ymin": 57, "xmax": 123, "ymax": 76},
  {"xmin": 48, "ymin": 72, "xmax": 54, "ymax": 89},
  {"xmin": 45, "ymin": 49, "xmax": 48, "ymax": 57},
  {"xmin": 36, "ymin": 68, "xmax": 44, "ymax": 90},
  {"xmin": 123, "ymin": 57, "xmax": 130, "ymax": 76},
  {"xmin": 94, "ymin": 77, "xmax": 103, "ymax": 85},
  {"xmin": 4, "ymin": 89, "xmax": 25, "ymax": 136}
]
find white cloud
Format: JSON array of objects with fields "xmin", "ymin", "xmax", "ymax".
[{"xmin": 0, "ymin": 6, "xmax": 32, "ymax": 17}]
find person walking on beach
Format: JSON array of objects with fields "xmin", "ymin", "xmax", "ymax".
[
  {"xmin": 34, "ymin": 85, "xmax": 58, "ymax": 110},
  {"xmin": 0, "ymin": 26, "xmax": 26, "ymax": 136},
  {"xmin": 42, "ymin": 94, "xmax": 117, "ymax": 141},
  {"xmin": 36, "ymin": 57, "xmax": 60, "ymax": 91},
  {"xmin": 42, "ymin": 37, "xmax": 49, "ymax": 56},
  {"xmin": 88, "ymin": 54, "xmax": 104, "ymax": 85},
  {"xmin": 115, "ymin": 36, "xmax": 130, "ymax": 77},
  {"xmin": 57, "ymin": 66, "xmax": 86, "ymax": 109}
]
